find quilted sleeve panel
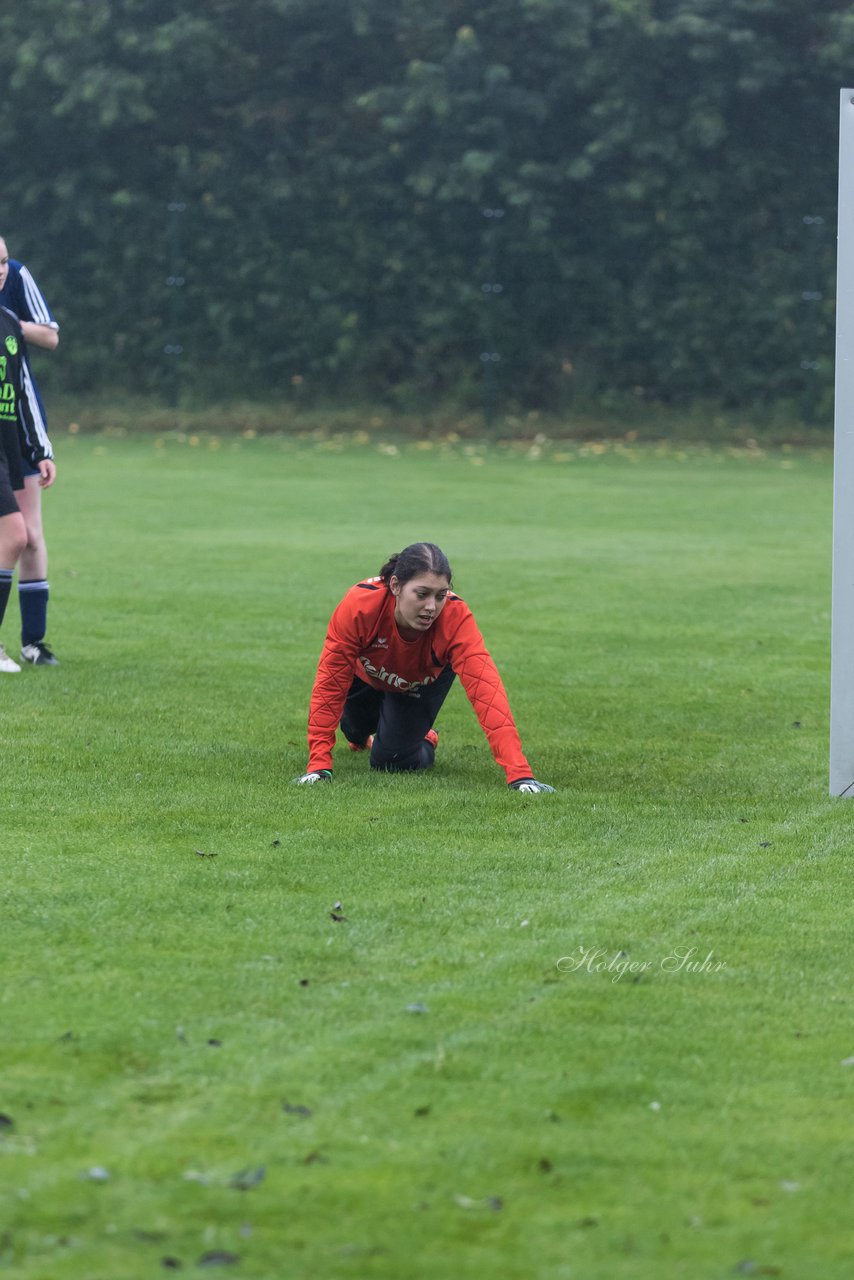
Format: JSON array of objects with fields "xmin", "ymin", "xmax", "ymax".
[
  {"xmin": 306, "ymin": 593, "xmax": 364, "ymax": 772},
  {"xmin": 446, "ymin": 606, "xmax": 533, "ymax": 783}
]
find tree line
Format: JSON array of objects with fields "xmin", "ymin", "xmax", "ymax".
[{"xmin": 0, "ymin": 0, "xmax": 849, "ymax": 417}]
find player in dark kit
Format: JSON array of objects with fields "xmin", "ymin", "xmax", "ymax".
[
  {"xmin": 0, "ymin": 236, "xmax": 59, "ymax": 665},
  {"xmin": 0, "ymin": 306, "xmax": 56, "ymax": 672},
  {"xmin": 295, "ymin": 541, "xmax": 555, "ymax": 792}
]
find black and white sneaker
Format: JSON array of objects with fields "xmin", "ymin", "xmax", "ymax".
[{"xmin": 21, "ymin": 641, "xmax": 59, "ymax": 666}]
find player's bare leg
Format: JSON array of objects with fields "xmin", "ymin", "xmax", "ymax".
[
  {"xmin": 0, "ymin": 510, "xmax": 28, "ymax": 672},
  {"xmin": 17, "ymin": 476, "xmax": 56, "ymax": 664},
  {"xmin": 17, "ymin": 475, "xmax": 47, "ymax": 579}
]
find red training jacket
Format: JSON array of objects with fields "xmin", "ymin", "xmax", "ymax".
[{"xmin": 306, "ymin": 577, "xmax": 532, "ymax": 783}]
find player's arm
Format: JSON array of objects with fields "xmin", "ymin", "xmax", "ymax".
[
  {"xmin": 36, "ymin": 459, "xmax": 56, "ymax": 488},
  {"xmin": 298, "ymin": 599, "xmax": 364, "ymax": 781},
  {"xmin": 15, "ymin": 265, "xmax": 58, "ymax": 348},
  {"xmin": 18, "ymin": 320, "xmax": 58, "ymax": 351},
  {"xmin": 448, "ymin": 610, "xmax": 555, "ymax": 792},
  {"xmin": 17, "ymin": 349, "xmax": 54, "ymax": 466},
  {"xmin": 13, "ymin": 400, "xmax": 54, "ymax": 486}
]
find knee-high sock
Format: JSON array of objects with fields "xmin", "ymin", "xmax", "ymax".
[
  {"xmin": 19, "ymin": 579, "xmax": 49, "ymax": 646},
  {"xmin": 0, "ymin": 569, "xmax": 13, "ymax": 631}
]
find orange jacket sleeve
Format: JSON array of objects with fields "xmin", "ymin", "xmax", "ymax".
[
  {"xmin": 445, "ymin": 607, "xmax": 533, "ymax": 784},
  {"xmin": 306, "ymin": 591, "xmax": 369, "ymax": 773}
]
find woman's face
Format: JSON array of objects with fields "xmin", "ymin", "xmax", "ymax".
[{"xmin": 391, "ymin": 571, "xmax": 451, "ymax": 636}]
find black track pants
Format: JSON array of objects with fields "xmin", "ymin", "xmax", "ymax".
[{"xmin": 340, "ymin": 665, "xmax": 456, "ymax": 771}]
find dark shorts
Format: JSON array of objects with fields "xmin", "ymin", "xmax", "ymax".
[
  {"xmin": 0, "ymin": 476, "xmax": 22, "ymax": 517},
  {"xmin": 340, "ymin": 665, "xmax": 457, "ymax": 772},
  {"xmin": 0, "ymin": 429, "xmax": 23, "ymax": 517}
]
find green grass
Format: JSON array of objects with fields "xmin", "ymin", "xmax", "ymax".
[{"xmin": 1, "ymin": 428, "xmax": 850, "ymax": 1279}]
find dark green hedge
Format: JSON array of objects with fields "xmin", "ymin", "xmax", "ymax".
[{"xmin": 0, "ymin": 0, "xmax": 847, "ymax": 415}]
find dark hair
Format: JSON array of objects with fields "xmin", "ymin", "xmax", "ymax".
[{"xmin": 379, "ymin": 542, "xmax": 452, "ymax": 588}]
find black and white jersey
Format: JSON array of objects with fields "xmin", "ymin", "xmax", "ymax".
[{"xmin": 0, "ymin": 306, "xmax": 40, "ymax": 471}]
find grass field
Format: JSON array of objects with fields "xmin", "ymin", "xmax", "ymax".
[{"xmin": 1, "ymin": 428, "xmax": 851, "ymax": 1279}]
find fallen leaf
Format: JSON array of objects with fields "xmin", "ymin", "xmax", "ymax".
[
  {"xmin": 330, "ymin": 911, "xmax": 347, "ymax": 923},
  {"xmin": 194, "ymin": 849, "xmax": 217, "ymax": 859},
  {"xmin": 302, "ymin": 1150, "xmax": 325, "ymax": 1164},
  {"xmin": 283, "ymin": 1101, "xmax": 313, "ymax": 1117},
  {"xmin": 453, "ymin": 1193, "xmax": 503, "ymax": 1211},
  {"xmin": 161, "ymin": 1259, "xmax": 183, "ymax": 1271},
  {"xmin": 453, "ymin": 1194, "xmax": 479, "ymax": 1209},
  {"xmin": 229, "ymin": 1165, "xmax": 266, "ymax": 1190},
  {"xmin": 207, "ymin": 1039, "xmax": 222, "ymax": 1048}
]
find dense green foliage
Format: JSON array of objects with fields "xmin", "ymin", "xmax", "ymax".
[
  {"xmin": 1, "ymin": 435, "xmax": 851, "ymax": 1277},
  {"xmin": 0, "ymin": 1, "xmax": 849, "ymax": 412}
]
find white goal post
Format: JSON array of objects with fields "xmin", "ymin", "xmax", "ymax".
[{"xmin": 830, "ymin": 89, "xmax": 854, "ymax": 794}]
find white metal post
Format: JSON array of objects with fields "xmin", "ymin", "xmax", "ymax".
[{"xmin": 830, "ymin": 90, "xmax": 854, "ymax": 794}]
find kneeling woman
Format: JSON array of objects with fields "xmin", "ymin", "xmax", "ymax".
[{"xmin": 295, "ymin": 542, "xmax": 554, "ymax": 792}]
